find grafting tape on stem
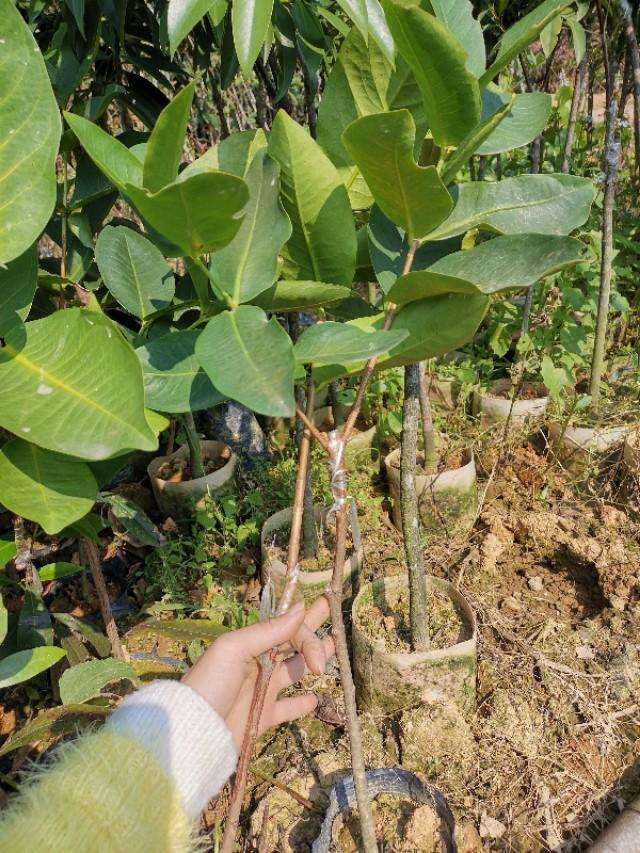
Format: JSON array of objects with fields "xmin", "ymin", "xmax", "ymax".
[{"xmin": 327, "ymin": 430, "xmax": 347, "ymax": 520}]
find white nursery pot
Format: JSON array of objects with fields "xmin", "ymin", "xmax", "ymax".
[
  {"xmin": 549, "ymin": 421, "xmax": 634, "ymax": 470},
  {"xmin": 147, "ymin": 441, "xmax": 236, "ymax": 518},
  {"xmin": 473, "ymin": 379, "xmax": 549, "ymax": 427},
  {"xmin": 384, "ymin": 447, "xmax": 477, "ymax": 536},
  {"xmin": 261, "ymin": 502, "xmax": 362, "ymax": 604}
]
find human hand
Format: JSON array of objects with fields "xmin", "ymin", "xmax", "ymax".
[{"xmin": 181, "ymin": 596, "xmax": 333, "ymax": 748}]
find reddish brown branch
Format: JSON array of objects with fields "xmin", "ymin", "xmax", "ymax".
[{"xmin": 80, "ymin": 538, "xmax": 125, "ymax": 660}]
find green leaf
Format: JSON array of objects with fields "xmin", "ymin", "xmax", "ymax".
[
  {"xmin": 0, "ymin": 703, "xmax": 108, "ymax": 757},
  {"xmin": 210, "ymin": 150, "xmax": 291, "ymax": 304},
  {"xmin": 480, "ymin": 0, "xmax": 569, "ymax": 88},
  {"xmin": 336, "ymin": 0, "xmax": 368, "ymax": 37},
  {"xmin": 252, "ymin": 280, "xmax": 353, "ymax": 311},
  {"xmin": 143, "ymin": 84, "xmax": 195, "ymax": 192},
  {"xmin": 131, "ymin": 618, "xmax": 228, "ymax": 642},
  {"xmin": 101, "ymin": 493, "xmax": 166, "ymax": 546},
  {"xmin": 0, "ymin": 538, "xmax": 17, "ymax": 570},
  {"xmin": 196, "ymin": 305, "xmax": 295, "ymax": 416},
  {"xmin": 17, "ymin": 591, "xmax": 52, "ymax": 649},
  {"xmin": 182, "ymin": 129, "xmax": 267, "ymax": 180},
  {"xmin": 313, "ymin": 293, "xmax": 489, "ymax": 383},
  {"xmin": 0, "ymin": 0, "xmax": 61, "ymax": 265},
  {"xmin": 430, "ymin": 0, "xmax": 485, "ymax": 76},
  {"xmin": 476, "ymin": 90, "xmax": 552, "ymax": 155},
  {"xmin": 0, "ymin": 595, "xmax": 7, "ymax": 645},
  {"xmin": 365, "ymin": 0, "xmax": 394, "ymax": 62},
  {"xmin": 317, "ymin": 28, "xmax": 424, "ymax": 208},
  {"xmin": 38, "ymin": 562, "xmax": 84, "ymax": 582},
  {"xmin": 428, "ymin": 174, "xmax": 596, "ymax": 241},
  {"xmin": 389, "ymin": 235, "xmax": 585, "ymax": 306},
  {"xmin": 0, "ymin": 647, "xmax": 66, "ymax": 690},
  {"xmin": 0, "ymin": 440, "xmax": 98, "ymax": 535},
  {"xmin": 367, "ymin": 204, "xmax": 460, "ymax": 293},
  {"xmin": 342, "ymin": 110, "xmax": 452, "ymax": 240},
  {"xmin": 567, "ymin": 13, "xmax": 586, "ymax": 64},
  {"xmin": 136, "ymin": 330, "xmax": 224, "ymax": 413},
  {"xmin": 124, "ymin": 172, "xmax": 249, "ymax": 258},
  {"xmin": 52, "ymin": 612, "xmax": 111, "ymax": 658},
  {"xmin": 440, "ymin": 98, "xmax": 513, "ymax": 185},
  {"xmin": 58, "ymin": 657, "xmax": 137, "ymax": 705},
  {"xmin": 541, "ymin": 355, "xmax": 569, "ymax": 402},
  {"xmin": 64, "ymin": 112, "xmax": 143, "ymax": 192},
  {"xmin": 540, "ymin": 13, "xmax": 562, "ymax": 58},
  {"xmin": 0, "ymin": 243, "xmax": 37, "ymax": 338},
  {"xmin": 0, "ymin": 309, "xmax": 157, "ymax": 460},
  {"xmin": 268, "ymin": 110, "xmax": 356, "ymax": 285},
  {"xmin": 95, "ymin": 226, "xmax": 175, "ymax": 319},
  {"xmin": 167, "ymin": 0, "xmax": 219, "ymax": 53},
  {"xmin": 423, "ymin": 234, "xmax": 584, "ymax": 295},
  {"xmin": 232, "ymin": 0, "xmax": 274, "ymax": 77},
  {"xmin": 294, "ymin": 322, "xmax": 407, "ymax": 365},
  {"xmin": 381, "ymin": 0, "xmax": 481, "ymax": 146}
]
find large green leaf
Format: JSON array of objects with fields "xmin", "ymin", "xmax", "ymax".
[
  {"xmin": 313, "ymin": 292, "xmax": 489, "ymax": 383},
  {"xmin": 0, "ymin": 244, "xmax": 37, "ymax": 337},
  {"xmin": 428, "ymin": 175, "xmax": 596, "ymax": 241},
  {"xmin": 143, "ymin": 84, "xmax": 194, "ymax": 192},
  {"xmin": 130, "ymin": 618, "xmax": 228, "ymax": 642},
  {"xmin": 95, "ymin": 226, "xmax": 175, "ymax": 319},
  {"xmin": 477, "ymin": 90, "xmax": 552, "ymax": 155},
  {"xmin": 367, "ymin": 204, "xmax": 460, "ymax": 293},
  {"xmin": 268, "ymin": 111, "xmax": 356, "ymax": 285},
  {"xmin": 196, "ymin": 305, "xmax": 295, "ymax": 416},
  {"xmin": 0, "ymin": 538, "xmax": 17, "ymax": 569},
  {"xmin": 440, "ymin": 98, "xmax": 513, "ymax": 185},
  {"xmin": 232, "ymin": 0, "xmax": 274, "ymax": 77},
  {"xmin": 64, "ymin": 112, "xmax": 143, "ymax": 192},
  {"xmin": 59, "ymin": 657, "xmax": 137, "ymax": 705},
  {"xmin": 181, "ymin": 129, "xmax": 267, "ymax": 180},
  {"xmin": 381, "ymin": 0, "xmax": 481, "ymax": 146},
  {"xmin": 389, "ymin": 234, "xmax": 586, "ymax": 306},
  {"xmin": 253, "ymin": 280, "xmax": 353, "ymax": 311},
  {"xmin": 101, "ymin": 493, "xmax": 166, "ymax": 546},
  {"xmin": 136, "ymin": 330, "xmax": 224, "ymax": 413},
  {"xmin": 38, "ymin": 562, "xmax": 84, "ymax": 582},
  {"xmin": 342, "ymin": 110, "xmax": 452, "ymax": 240},
  {"xmin": 0, "ymin": 440, "xmax": 98, "ymax": 534},
  {"xmin": 0, "ymin": 308, "xmax": 157, "ymax": 460},
  {"xmin": 210, "ymin": 150, "xmax": 291, "ymax": 305},
  {"xmin": 294, "ymin": 323, "xmax": 408, "ymax": 365},
  {"xmin": 480, "ymin": 0, "xmax": 570, "ymax": 88},
  {"xmin": 124, "ymin": 172, "xmax": 248, "ymax": 258},
  {"xmin": 167, "ymin": 0, "xmax": 218, "ymax": 53},
  {"xmin": 430, "ymin": 0, "xmax": 485, "ymax": 76},
  {"xmin": 0, "ymin": 0, "xmax": 61, "ymax": 265},
  {"xmin": 53, "ymin": 612, "xmax": 111, "ymax": 658},
  {"xmin": 0, "ymin": 703, "xmax": 108, "ymax": 757},
  {"xmin": 0, "ymin": 647, "xmax": 66, "ymax": 690},
  {"xmin": 316, "ymin": 28, "xmax": 424, "ymax": 208},
  {"xmin": 17, "ymin": 590, "xmax": 52, "ymax": 649}
]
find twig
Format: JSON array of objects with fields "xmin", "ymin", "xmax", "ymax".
[
  {"xmin": 80, "ymin": 538, "xmax": 125, "ymax": 660},
  {"xmin": 295, "ymin": 405, "xmax": 330, "ymax": 452},
  {"xmin": 220, "ymin": 384, "xmax": 315, "ymax": 853}
]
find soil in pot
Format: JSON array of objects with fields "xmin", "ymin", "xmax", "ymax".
[
  {"xmin": 353, "ymin": 575, "xmax": 477, "ymax": 715},
  {"xmin": 335, "ymin": 794, "xmax": 447, "ymax": 853},
  {"xmin": 270, "ymin": 516, "xmax": 353, "ymax": 574},
  {"xmin": 156, "ymin": 448, "xmax": 231, "ymax": 483}
]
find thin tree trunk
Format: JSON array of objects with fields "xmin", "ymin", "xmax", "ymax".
[
  {"xmin": 80, "ymin": 539, "xmax": 125, "ymax": 660},
  {"xmin": 300, "ymin": 385, "xmax": 317, "ymax": 559},
  {"xmin": 417, "ymin": 362, "xmax": 438, "ymax": 475},
  {"xmin": 181, "ymin": 412, "xmax": 205, "ymax": 479},
  {"xmin": 562, "ymin": 41, "xmax": 590, "ymax": 172},
  {"xmin": 619, "ymin": 0, "xmax": 640, "ymax": 169},
  {"xmin": 13, "ymin": 517, "xmax": 40, "ymax": 592},
  {"xmin": 209, "ymin": 70, "xmax": 230, "ymax": 139},
  {"xmin": 477, "ymin": 155, "xmax": 486, "ymax": 179},
  {"xmin": 496, "ymin": 153, "xmax": 502, "ymax": 180},
  {"xmin": 401, "ymin": 364, "xmax": 429, "ymax": 652},
  {"xmin": 590, "ymin": 3, "xmax": 621, "ymax": 406}
]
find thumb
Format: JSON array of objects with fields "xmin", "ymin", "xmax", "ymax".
[{"xmin": 232, "ymin": 601, "xmax": 306, "ymax": 659}]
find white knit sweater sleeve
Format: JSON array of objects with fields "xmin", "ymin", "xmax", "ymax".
[{"xmin": 106, "ymin": 680, "xmax": 238, "ymax": 818}]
